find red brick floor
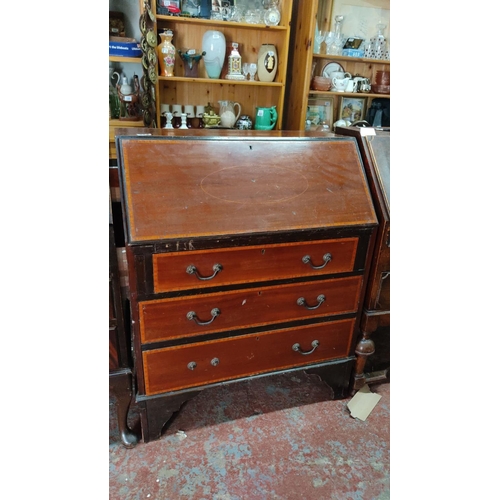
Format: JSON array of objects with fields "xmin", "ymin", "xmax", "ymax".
[{"xmin": 110, "ymin": 372, "xmax": 390, "ymax": 499}]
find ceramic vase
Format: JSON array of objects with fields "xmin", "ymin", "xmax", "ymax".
[
  {"xmin": 157, "ymin": 29, "xmax": 176, "ymax": 77},
  {"xmin": 202, "ymin": 30, "xmax": 226, "ymax": 79},
  {"xmin": 257, "ymin": 44, "xmax": 277, "ymax": 82}
]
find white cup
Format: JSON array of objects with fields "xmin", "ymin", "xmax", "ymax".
[
  {"xmin": 160, "ymin": 103, "xmax": 170, "ymax": 115},
  {"xmin": 184, "ymin": 105, "xmax": 195, "ymax": 117},
  {"xmin": 172, "ymin": 104, "xmax": 183, "ymax": 116},
  {"xmin": 345, "ymin": 80, "xmax": 356, "ymax": 93},
  {"xmin": 196, "ymin": 105, "xmax": 206, "ymax": 117}
]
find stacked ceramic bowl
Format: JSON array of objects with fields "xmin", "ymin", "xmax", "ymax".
[
  {"xmin": 311, "ymin": 75, "xmax": 332, "ymax": 91},
  {"xmin": 371, "ymin": 70, "xmax": 390, "ymax": 94}
]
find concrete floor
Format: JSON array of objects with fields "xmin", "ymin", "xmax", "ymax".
[{"xmin": 109, "ymin": 371, "xmax": 390, "ymax": 499}]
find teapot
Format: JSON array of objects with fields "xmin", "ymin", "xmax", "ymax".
[
  {"xmin": 218, "ymin": 100, "xmax": 241, "ymax": 128},
  {"xmin": 329, "ymin": 70, "xmax": 351, "ymax": 81},
  {"xmin": 354, "ymin": 76, "xmax": 371, "ymax": 93}
]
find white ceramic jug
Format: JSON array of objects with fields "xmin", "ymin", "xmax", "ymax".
[
  {"xmin": 333, "ymin": 77, "xmax": 349, "ymax": 92},
  {"xmin": 218, "ymin": 100, "xmax": 241, "ymax": 128}
]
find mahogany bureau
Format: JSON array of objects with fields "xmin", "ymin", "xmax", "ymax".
[
  {"xmin": 334, "ymin": 126, "xmax": 390, "ymax": 388},
  {"xmin": 115, "ymin": 130, "xmax": 378, "ymax": 442}
]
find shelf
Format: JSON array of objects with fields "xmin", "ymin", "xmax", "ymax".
[
  {"xmin": 156, "ymin": 14, "xmax": 288, "ymax": 31},
  {"xmin": 310, "ymin": 91, "xmax": 390, "ymax": 99},
  {"xmin": 147, "ymin": 0, "xmax": 294, "ymax": 130},
  {"xmin": 110, "ymin": 119, "xmax": 145, "ymax": 127},
  {"xmin": 109, "ymin": 56, "xmax": 142, "ymax": 64},
  {"xmin": 312, "ymin": 54, "xmax": 390, "ymax": 65},
  {"xmin": 158, "ymin": 75, "xmax": 283, "ymax": 87}
]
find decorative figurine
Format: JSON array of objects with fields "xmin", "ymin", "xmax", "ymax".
[{"xmin": 225, "ymin": 42, "xmax": 245, "ymax": 81}]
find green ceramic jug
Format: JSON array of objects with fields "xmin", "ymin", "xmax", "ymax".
[{"xmin": 254, "ymin": 106, "xmax": 277, "ymax": 130}]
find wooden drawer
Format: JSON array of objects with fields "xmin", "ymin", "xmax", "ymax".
[
  {"xmin": 140, "ymin": 276, "xmax": 362, "ymax": 343},
  {"xmin": 153, "ymin": 238, "xmax": 358, "ymax": 293},
  {"xmin": 143, "ymin": 318, "xmax": 356, "ymax": 395}
]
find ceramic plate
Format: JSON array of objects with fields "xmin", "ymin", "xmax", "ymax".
[{"xmin": 322, "ymin": 62, "xmax": 344, "ymax": 79}]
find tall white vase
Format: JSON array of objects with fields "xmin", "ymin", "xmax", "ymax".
[
  {"xmin": 202, "ymin": 30, "xmax": 226, "ymax": 79},
  {"xmin": 257, "ymin": 44, "xmax": 278, "ymax": 82}
]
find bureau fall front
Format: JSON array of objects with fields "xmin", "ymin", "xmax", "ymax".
[{"xmin": 116, "ymin": 130, "xmax": 378, "ymax": 442}]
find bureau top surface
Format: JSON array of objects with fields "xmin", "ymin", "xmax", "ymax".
[{"xmin": 116, "ymin": 134, "xmax": 377, "ymax": 243}]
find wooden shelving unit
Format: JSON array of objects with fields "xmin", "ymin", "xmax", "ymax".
[
  {"xmin": 284, "ymin": 0, "xmax": 390, "ymax": 130},
  {"xmin": 147, "ymin": 0, "xmax": 293, "ymax": 129}
]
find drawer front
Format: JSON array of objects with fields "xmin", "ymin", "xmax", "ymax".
[
  {"xmin": 143, "ymin": 318, "xmax": 356, "ymax": 395},
  {"xmin": 140, "ymin": 276, "xmax": 362, "ymax": 343},
  {"xmin": 153, "ymin": 238, "xmax": 358, "ymax": 293}
]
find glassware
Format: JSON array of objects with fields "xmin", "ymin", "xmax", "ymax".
[
  {"xmin": 178, "ymin": 48, "xmax": 206, "ymax": 78},
  {"xmin": 264, "ymin": 0, "xmax": 280, "ymax": 26},
  {"xmin": 366, "ymin": 23, "xmax": 389, "ymax": 60},
  {"xmin": 324, "ymin": 31, "xmax": 336, "ymax": 55},
  {"xmin": 244, "ymin": 9, "xmax": 261, "ymax": 24},
  {"xmin": 315, "ymin": 30, "xmax": 326, "ymax": 54},
  {"xmin": 330, "ymin": 15, "xmax": 344, "ymax": 55},
  {"xmin": 242, "ymin": 62, "xmax": 250, "ymax": 80},
  {"xmin": 248, "ymin": 63, "xmax": 257, "ymax": 81}
]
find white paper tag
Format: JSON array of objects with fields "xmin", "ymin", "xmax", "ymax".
[{"xmin": 359, "ymin": 127, "xmax": 376, "ymax": 137}]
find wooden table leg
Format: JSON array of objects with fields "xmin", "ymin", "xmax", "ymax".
[{"xmin": 109, "ymin": 369, "xmax": 140, "ymax": 448}]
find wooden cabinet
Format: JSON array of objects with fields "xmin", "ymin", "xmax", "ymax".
[
  {"xmin": 284, "ymin": 0, "xmax": 390, "ymax": 130},
  {"xmin": 334, "ymin": 126, "xmax": 390, "ymax": 388},
  {"xmin": 115, "ymin": 128, "xmax": 378, "ymax": 442},
  {"xmin": 140, "ymin": 0, "xmax": 293, "ymax": 129}
]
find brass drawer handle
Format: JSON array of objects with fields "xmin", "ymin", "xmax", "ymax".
[
  {"xmin": 186, "ymin": 263, "xmax": 223, "ymax": 281},
  {"xmin": 302, "ymin": 253, "xmax": 332, "ymax": 270},
  {"xmin": 186, "ymin": 308, "xmax": 220, "ymax": 326},
  {"xmin": 292, "ymin": 340, "xmax": 320, "ymax": 355},
  {"xmin": 296, "ymin": 294, "xmax": 325, "ymax": 310}
]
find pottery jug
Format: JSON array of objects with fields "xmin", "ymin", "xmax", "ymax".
[
  {"xmin": 254, "ymin": 105, "xmax": 277, "ymax": 130},
  {"xmin": 218, "ymin": 100, "xmax": 241, "ymax": 128},
  {"xmin": 345, "ymin": 79, "xmax": 357, "ymax": 92},
  {"xmin": 333, "ymin": 76, "xmax": 350, "ymax": 92},
  {"xmin": 202, "ymin": 30, "xmax": 226, "ymax": 79},
  {"xmin": 257, "ymin": 44, "xmax": 278, "ymax": 82},
  {"xmin": 113, "ymin": 72, "xmax": 132, "ymax": 94}
]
